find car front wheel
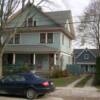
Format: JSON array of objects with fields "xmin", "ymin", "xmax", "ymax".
[{"xmin": 26, "ymin": 89, "xmax": 37, "ymax": 99}]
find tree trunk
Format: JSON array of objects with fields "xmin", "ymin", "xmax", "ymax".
[{"xmin": 0, "ymin": 54, "xmax": 3, "ymax": 78}]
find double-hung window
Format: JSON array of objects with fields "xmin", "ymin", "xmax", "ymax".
[
  {"xmin": 47, "ymin": 33, "xmax": 53, "ymax": 43},
  {"xmin": 28, "ymin": 17, "xmax": 33, "ymax": 27},
  {"xmin": 40, "ymin": 33, "xmax": 46, "ymax": 43},
  {"xmin": 15, "ymin": 34, "xmax": 20, "ymax": 44},
  {"xmin": 40, "ymin": 33, "xmax": 53, "ymax": 43},
  {"xmin": 8, "ymin": 34, "xmax": 20, "ymax": 44}
]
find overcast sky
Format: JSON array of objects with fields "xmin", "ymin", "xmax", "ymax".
[{"xmin": 42, "ymin": 0, "xmax": 91, "ymax": 16}]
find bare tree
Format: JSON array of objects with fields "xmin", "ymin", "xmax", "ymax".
[
  {"xmin": 0, "ymin": 0, "xmax": 55, "ymax": 77},
  {"xmin": 78, "ymin": 0, "xmax": 100, "ymax": 56}
]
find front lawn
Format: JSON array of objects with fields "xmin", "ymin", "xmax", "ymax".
[{"xmin": 51, "ymin": 75, "xmax": 78, "ymax": 87}]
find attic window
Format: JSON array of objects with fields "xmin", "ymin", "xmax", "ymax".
[
  {"xmin": 28, "ymin": 17, "xmax": 33, "ymax": 27},
  {"xmin": 84, "ymin": 54, "xmax": 89, "ymax": 60}
]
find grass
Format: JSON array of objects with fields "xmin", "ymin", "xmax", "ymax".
[
  {"xmin": 51, "ymin": 75, "xmax": 78, "ymax": 87},
  {"xmin": 75, "ymin": 75, "xmax": 92, "ymax": 87}
]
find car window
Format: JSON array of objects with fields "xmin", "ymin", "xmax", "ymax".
[
  {"xmin": 12, "ymin": 75, "xmax": 26, "ymax": 82},
  {"xmin": 2, "ymin": 76, "xmax": 14, "ymax": 82}
]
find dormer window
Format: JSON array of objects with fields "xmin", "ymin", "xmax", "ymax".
[
  {"xmin": 84, "ymin": 54, "xmax": 89, "ymax": 60},
  {"xmin": 23, "ymin": 18, "xmax": 37, "ymax": 27},
  {"xmin": 28, "ymin": 17, "xmax": 33, "ymax": 27}
]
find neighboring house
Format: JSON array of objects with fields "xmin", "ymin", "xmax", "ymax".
[
  {"xmin": 3, "ymin": 3, "xmax": 75, "ymax": 71},
  {"xmin": 73, "ymin": 48, "xmax": 97, "ymax": 73}
]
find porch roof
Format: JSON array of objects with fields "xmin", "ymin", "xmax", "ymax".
[{"xmin": 4, "ymin": 45, "xmax": 59, "ymax": 53}]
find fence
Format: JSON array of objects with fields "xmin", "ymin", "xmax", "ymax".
[{"xmin": 66, "ymin": 64, "xmax": 84, "ymax": 75}]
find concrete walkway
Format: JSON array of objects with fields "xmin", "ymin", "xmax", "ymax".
[
  {"xmin": 85, "ymin": 76, "xmax": 94, "ymax": 87},
  {"xmin": 48, "ymin": 75, "xmax": 99, "ymax": 100},
  {"xmin": 67, "ymin": 75, "xmax": 86, "ymax": 88}
]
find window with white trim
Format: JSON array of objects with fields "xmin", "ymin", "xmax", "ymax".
[
  {"xmin": 47, "ymin": 33, "xmax": 53, "ymax": 43},
  {"xmin": 15, "ymin": 34, "xmax": 20, "ymax": 44},
  {"xmin": 40, "ymin": 33, "xmax": 46, "ymax": 43},
  {"xmin": 40, "ymin": 32, "xmax": 53, "ymax": 44},
  {"xmin": 28, "ymin": 17, "xmax": 33, "ymax": 27}
]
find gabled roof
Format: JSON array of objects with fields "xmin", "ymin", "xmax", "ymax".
[
  {"xmin": 45, "ymin": 10, "xmax": 71, "ymax": 26},
  {"xmin": 7, "ymin": 3, "xmax": 75, "ymax": 39},
  {"xmin": 8, "ymin": 3, "xmax": 60, "ymax": 26},
  {"xmin": 73, "ymin": 49, "xmax": 97, "ymax": 58}
]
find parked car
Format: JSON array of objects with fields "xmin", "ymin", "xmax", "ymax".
[{"xmin": 0, "ymin": 72, "xmax": 55, "ymax": 99}]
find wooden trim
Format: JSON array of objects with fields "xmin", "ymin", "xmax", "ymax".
[{"xmin": 4, "ymin": 26, "xmax": 74, "ymax": 39}]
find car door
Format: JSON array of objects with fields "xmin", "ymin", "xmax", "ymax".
[
  {"xmin": 0, "ymin": 76, "xmax": 15, "ymax": 94},
  {"xmin": 12, "ymin": 75, "xmax": 28, "ymax": 95}
]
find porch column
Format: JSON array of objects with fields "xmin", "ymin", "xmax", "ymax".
[
  {"xmin": 88, "ymin": 65, "xmax": 89, "ymax": 73},
  {"xmin": 13, "ymin": 53, "xmax": 16, "ymax": 64},
  {"xmin": 46, "ymin": 33, "xmax": 47, "ymax": 43},
  {"xmin": 33, "ymin": 53, "xmax": 36, "ymax": 65},
  {"xmin": 54, "ymin": 54, "xmax": 56, "ymax": 65}
]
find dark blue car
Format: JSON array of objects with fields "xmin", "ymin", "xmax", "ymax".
[{"xmin": 0, "ymin": 72, "xmax": 55, "ymax": 99}]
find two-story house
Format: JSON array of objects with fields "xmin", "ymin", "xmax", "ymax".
[
  {"xmin": 73, "ymin": 48, "xmax": 96, "ymax": 73},
  {"xmin": 3, "ymin": 3, "xmax": 75, "ymax": 71}
]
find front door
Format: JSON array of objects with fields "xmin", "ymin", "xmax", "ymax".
[
  {"xmin": 7, "ymin": 54, "xmax": 13, "ymax": 64},
  {"xmin": 85, "ymin": 65, "xmax": 88, "ymax": 73}
]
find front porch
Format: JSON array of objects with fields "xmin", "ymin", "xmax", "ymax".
[
  {"xmin": 3, "ymin": 53, "xmax": 59, "ymax": 71},
  {"xmin": 81, "ymin": 64, "xmax": 96, "ymax": 73}
]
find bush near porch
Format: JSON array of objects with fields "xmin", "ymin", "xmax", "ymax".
[
  {"xmin": 3, "ymin": 64, "xmax": 35, "ymax": 76},
  {"xmin": 48, "ymin": 65, "xmax": 68, "ymax": 78},
  {"xmin": 3, "ymin": 64, "xmax": 69, "ymax": 78}
]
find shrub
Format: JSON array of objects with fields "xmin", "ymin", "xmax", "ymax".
[
  {"xmin": 3, "ymin": 64, "xmax": 34, "ymax": 76},
  {"xmin": 49, "ymin": 65, "xmax": 68, "ymax": 78}
]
